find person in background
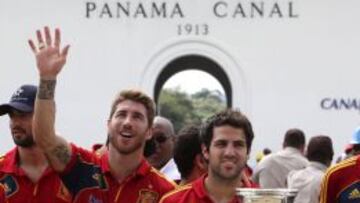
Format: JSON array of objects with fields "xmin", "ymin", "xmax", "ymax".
[
  {"xmin": 255, "ymin": 148, "xmax": 272, "ymax": 164},
  {"xmin": 29, "ymin": 26, "xmax": 176, "ymax": 203},
  {"xmin": 288, "ymin": 135, "xmax": 334, "ymax": 203},
  {"xmin": 147, "ymin": 116, "xmax": 181, "ymax": 181},
  {"xmin": 252, "ymin": 128, "xmax": 308, "ymax": 188},
  {"xmin": 320, "ymin": 127, "xmax": 360, "ymax": 203},
  {"xmin": 346, "ymin": 127, "xmax": 360, "ymax": 158},
  {"xmin": 173, "ymin": 125, "xmax": 207, "ymax": 185},
  {"xmin": 159, "ymin": 109, "xmax": 256, "ymax": 203},
  {"xmin": 335, "ymin": 127, "xmax": 360, "ymax": 163},
  {"xmin": 263, "ymin": 148, "xmax": 272, "ymax": 156},
  {"xmin": 0, "ymin": 85, "xmax": 71, "ymax": 203}
]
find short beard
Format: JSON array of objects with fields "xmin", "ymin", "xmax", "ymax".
[
  {"xmin": 211, "ymin": 163, "xmax": 243, "ymax": 183},
  {"xmin": 109, "ymin": 134, "xmax": 144, "ymax": 155},
  {"xmin": 13, "ymin": 135, "xmax": 35, "ymax": 148}
]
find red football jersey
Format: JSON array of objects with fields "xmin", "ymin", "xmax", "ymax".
[
  {"xmin": 0, "ymin": 148, "xmax": 71, "ymax": 203},
  {"xmin": 320, "ymin": 155, "xmax": 360, "ymax": 203},
  {"xmin": 0, "ymin": 183, "xmax": 7, "ymax": 203},
  {"xmin": 160, "ymin": 175, "xmax": 256, "ymax": 203},
  {"xmin": 60, "ymin": 144, "xmax": 177, "ymax": 203}
]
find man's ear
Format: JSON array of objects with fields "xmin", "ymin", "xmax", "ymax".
[
  {"xmin": 201, "ymin": 144, "xmax": 209, "ymax": 161},
  {"xmin": 195, "ymin": 154, "xmax": 207, "ymax": 171},
  {"xmin": 145, "ymin": 127, "xmax": 153, "ymax": 141}
]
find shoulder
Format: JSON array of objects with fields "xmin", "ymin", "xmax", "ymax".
[
  {"xmin": 321, "ymin": 156, "xmax": 358, "ymax": 187},
  {"xmin": 0, "ymin": 154, "xmax": 7, "ymax": 171},
  {"xmin": 69, "ymin": 143, "xmax": 99, "ymax": 163},
  {"xmin": 0, "ymin": 155, "xmax": 4, "ymax": 165},
  {"xmin": 148, "ymin": 167, "xmax": 178, "ymax": 190},
  {"xmin": 324, "ymin": 156, "xmax": 358, "ymax": 179},
  {"xmin": 159, "ymin": 184, "xmax": 193, "ymax": 203}
]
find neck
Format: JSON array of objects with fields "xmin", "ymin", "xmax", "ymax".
[
  {"xmin": 204, "ymin": 172, "xmax": 240, "ymax": 203},
  {"xmin": 182, "ymin": 167, "xmax": 205, "ymax": 185},
  {"xmin": 17, "ymin": 146, "xmax": 48, "ymax": 167},
  {"xmin": 108, "ymin": 144, "xmax": 143, "ymax": 183}
]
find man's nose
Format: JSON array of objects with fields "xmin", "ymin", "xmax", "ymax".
[
  {"xmin": 224, "ymin": 144, "xmax": 236, "ymax": 156},
  {"xmin": 123, "ymin": 115, "xmax": 133, "ymax": 127}
]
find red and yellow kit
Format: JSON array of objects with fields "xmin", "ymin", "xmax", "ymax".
[
  {"xmin": 60, "ymin": 144, "xmax": 177, "ymax": 203},
  {"xmin": 159, "ymin": 175, "xmax": 256, "ymax": 203},
  {"xmin": 0, "ymin": 148, "xmax": 71, "ymax": 203},
  {"xmin": 320, "ymin": 155, "xmax": 360, "ymax": 203},
  {"xmin": 1, "ymin": 183, "xmax": 7, "ymax": 203}
]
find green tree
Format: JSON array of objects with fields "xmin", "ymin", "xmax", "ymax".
[
  {"xmin": 191, "ymin": 88, "xmax": 226, "ymax": 121},
  {"xmin": 158, "ymin": 87, "xmax": 226, "ymax": 133}
]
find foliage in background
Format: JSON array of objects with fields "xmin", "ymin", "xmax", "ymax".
[{"xmin": 158, "ymin": 87, "xmax": 226, "ymax": 133}]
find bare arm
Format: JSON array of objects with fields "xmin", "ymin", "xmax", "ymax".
[{"xmin": 30, "ymin": 27, "xmax": 71, "ymax": 172}]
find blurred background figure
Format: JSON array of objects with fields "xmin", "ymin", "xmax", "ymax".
[
  {"xmin": 255, "ymin": 148, "xmax": 272, "ymax": 163},
  {"xmin": 263, "ymin": 148, "xmax": 272, "ymax": 156},
  {"xmin": 335, "ymin": 127, "xmax": 360, "ymax": 163},
  {"xmin": 147, "ymin": 116, "xmax": 180, "ymax": 180},
  {"xmin": 335, "ymin": 144, "xmax": 353, "ymax": 163},
  {"xmin": 347, "ymin": 127, "xmax": 360, "ymax": 157},
  {"xmin": 173, "ymin": 125, "xmax": 207, "ymax": 185},
  {"xmin": 252, "ymin": 128, "xmax": 308, "ymax": 188},
  {"xmin": 287, "ymin": 135, "xmax": 334, "ymax": 203}
]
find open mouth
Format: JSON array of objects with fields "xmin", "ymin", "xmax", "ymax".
[{"xmin": 120, "ymin": 132, "xmax": 133, "ymax": 139}]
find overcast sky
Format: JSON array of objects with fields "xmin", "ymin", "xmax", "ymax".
[{"xmin": 162, "ymin": 70, "xmax": 225, "ymax": 94}]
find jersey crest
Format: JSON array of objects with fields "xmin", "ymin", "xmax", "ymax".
[
  {"xmin": 0, "ymin": 175, "xmax": 18, "ymax": 197},
  {"xmin": 136, "ymin": 189, "xmax": 159, "ymax": 203}
]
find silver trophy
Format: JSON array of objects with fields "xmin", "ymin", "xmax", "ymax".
[{"xmin": 236, "ymin": 188, "xmax": 298, "ymax": 203}]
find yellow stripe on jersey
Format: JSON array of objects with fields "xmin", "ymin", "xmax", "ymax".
[
  {"xmin": 320, "ymin": 156, "xmax": 358, "ymax": 203},
  {"xmin": 150, "ymin": 167, "xmax": 178, "ymax": 188},
  {"xmin": 159, "ymin": 184, "xmax": 192, "ymax": 203}
]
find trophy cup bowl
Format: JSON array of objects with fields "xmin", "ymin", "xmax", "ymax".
[{"xmin": 236, "ymin": 188, "xmax": 298, "ymax": 203}]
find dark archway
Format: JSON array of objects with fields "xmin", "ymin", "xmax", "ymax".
[{"xmin": 154, "ymin": 54, "xmax": 232, "ymax": 107}]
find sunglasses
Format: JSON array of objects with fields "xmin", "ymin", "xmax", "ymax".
[{"xmin": 153, "ymin": 133, "xmax": 169, "ymax": 144}]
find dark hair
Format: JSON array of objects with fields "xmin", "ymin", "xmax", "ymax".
[
  {"xmin": 284, "ymin": 128, "xmax": 306, "ymax": 149},
  {"xmin": 173, "ymin": 125, "xmax": 201, "ymax": 179},
  {"xmin": 108, "ymin": 89, "xmax": 155, "ymax": 127},
  {"xmin": 200, "ymin": 109, "xmax": 254, "ymax": 154},
  {"xmin": 306, "ymin": 135, "xmax": 334, "ymax": 164},
  {"xmin": 352, "ymin": 144, "xmax": 360, "ymax": 153},
  {"xmin": 263, "ymin": 148, "xmax": 272, "ymax": 155}
]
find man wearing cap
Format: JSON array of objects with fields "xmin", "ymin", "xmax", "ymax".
[
  {"xmin": 320, "ymin": 127, "xmax": 360, "ymax": 203},
  {"xmin": 29, "ymin": 27, "xmax": 176, "ymax": 203},
  {"xmin": 0, "ymin": 85, "xmax": 71, "ymax": 203}
]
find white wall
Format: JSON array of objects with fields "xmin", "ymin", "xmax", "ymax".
[{"xmin": 1, "ymin": 0, "xmax": 360, "ymax": 165}]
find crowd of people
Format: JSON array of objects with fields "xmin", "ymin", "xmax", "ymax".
[{"xmin": 0, "ymin": 27, "xmax": 359, "ymax": 203}]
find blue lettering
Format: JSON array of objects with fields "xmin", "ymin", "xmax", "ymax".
[
  {"xmin": 320, "ymin": 98, "xmax": 332, "ymax": 110},
  {"xmin": 321, "ymin": 98, "xmax": 360, "ymax": 111}
]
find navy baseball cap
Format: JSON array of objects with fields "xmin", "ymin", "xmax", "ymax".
[{"xmin": 0, "ymin": 85, "xmax": 37, "ymax": 116}]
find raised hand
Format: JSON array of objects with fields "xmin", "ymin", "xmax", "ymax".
[{"xmin": 28, "ymin": 26, "xmax": 70, "ymax": 80}]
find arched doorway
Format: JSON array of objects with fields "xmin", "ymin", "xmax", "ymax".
[
  {"xmin": 154, "ymin": 54, "xmax": 232, "ymax": 107},
  {"xmin": 139, "ymin": 39, "xmax": 249, "ymax": 114}
]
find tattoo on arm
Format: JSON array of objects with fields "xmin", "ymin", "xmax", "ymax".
[
  {"xmin": 38, "ymin": 79, "xmax": 57, "ymax": 99},
  {"xmin": 51, "ymin": 144, "xmax": 71, "ymax": 165}
]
